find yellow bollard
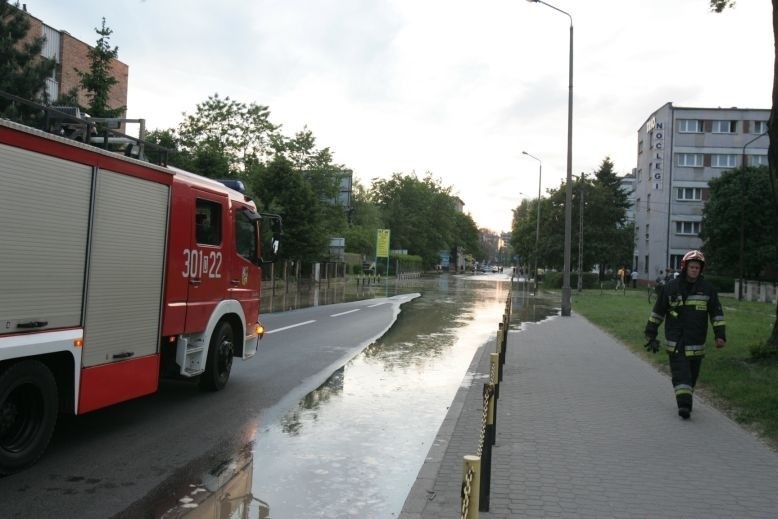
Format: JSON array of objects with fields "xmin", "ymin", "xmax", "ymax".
[
  {"xmin": 490, "ymin": 353, "xmax": 499, "ymax": 386},
  {"xmin": 461, "ymin": 455, "xmax": 481, "ymax": 519}
]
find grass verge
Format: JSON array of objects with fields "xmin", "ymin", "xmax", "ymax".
[{"xmin": 570, "ymin": 287, "xmax": 778, "ymax": 447}]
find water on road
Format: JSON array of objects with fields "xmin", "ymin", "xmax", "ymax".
[{"xmin": 158, "ymin": 274, "xmax": 559, "ymax": 518}]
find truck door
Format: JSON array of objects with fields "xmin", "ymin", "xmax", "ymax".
[
  {"xmin": 184, "ymin": 192, "xmax": 229, "ymax": 332},
  {"xmin": 230, "ymin": 204, "xmax": 262, "ymax": 331}
]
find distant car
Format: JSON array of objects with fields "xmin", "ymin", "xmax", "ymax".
[{"xmin": 491, "ymin": 265, "xmax": 499, "ymax": 273}]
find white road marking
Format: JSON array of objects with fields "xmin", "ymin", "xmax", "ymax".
[
  {"xmin": 265, "ymin": 320, "xmax": 316, "ymax": 334},
  {"xmin": 367, "ymin": 302, "xmax": 389, "ymax": 307},
  {"xmin": 330, "ymin": 309, "xmax": 360, "ymax": 317}
]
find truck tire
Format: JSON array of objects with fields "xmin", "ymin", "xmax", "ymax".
[
  {"xmin": 0, "ymin": 360, "xmax": 59, "ymax": 475},
  {"xmin": 199, "ymin": 321, "xmax": 235, "ymax": 391}
]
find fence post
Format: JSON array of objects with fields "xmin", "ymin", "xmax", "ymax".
[
  {"xmin": 490, "ymin": 352, "xmax": 500, "ymax": 434},
  {"xmin": 496, "ymin": 323, "xmax": 505, "ymax": 383},
  {"xmin": 479, "ymin": 383, "xmax": 494, "ymax": 512},
  {"xmin": 461, "ymin": 455, "xmax": 481, "ymax": 519}
]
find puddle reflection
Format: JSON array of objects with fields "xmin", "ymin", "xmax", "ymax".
[
  {"xmin": 249, "ymin": 274, "xmax": 514, "ymax": 518},
  {"xmin": 128, "ymin": 443, "xmax": 271, "ymax": 519}
]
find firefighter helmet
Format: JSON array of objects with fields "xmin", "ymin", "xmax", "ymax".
[{"xmin": 681, "ymin": 250, "xmax": 705, "ymax": 271}]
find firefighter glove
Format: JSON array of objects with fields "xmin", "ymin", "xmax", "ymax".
[{"xmin": 644, "ymin": 338, "xmax": 660, "ymax": 353}]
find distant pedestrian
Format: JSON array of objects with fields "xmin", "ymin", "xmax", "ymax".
[
  {"xmin": 643, "ymin": 250, "xmax": 726, "ymax": 419},
  {"xmin": 615, "ymin": 266, "xmax": 625, "ymax": 289},
  {"xmin": 630, "ymin": 269, "xmax": 638, "ymax": 288}
]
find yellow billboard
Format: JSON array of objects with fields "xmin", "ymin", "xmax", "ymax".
[{"xmin": 376, "ymin": 229, "xmax": 391, "ymax": 258}]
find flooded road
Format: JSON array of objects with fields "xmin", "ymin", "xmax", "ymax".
[{"xmin": 155, "ymin": 274, "xmax": 559, "ymax": 518}]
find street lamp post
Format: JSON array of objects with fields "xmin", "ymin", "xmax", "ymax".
[
  {"xmin": 522, "ymin": 151, "xmax": 542, "ymax": 296},
  {"xmin": 526, "ymin": 0, "xmax": 574, "ymax": 316}
]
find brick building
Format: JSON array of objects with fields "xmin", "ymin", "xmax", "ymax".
[{"xmin": 14, "ymin": 4, "xmax": 128, "ymax": 114}]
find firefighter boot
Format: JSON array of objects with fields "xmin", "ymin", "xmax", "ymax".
[{"xmin": 676, "ymin": 391, "xmax": 692, "ymax": 419}]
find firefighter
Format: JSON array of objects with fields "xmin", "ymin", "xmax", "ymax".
[{"xmin": 643, "ymin": 250, "xmax": 726, "ymax": 419}]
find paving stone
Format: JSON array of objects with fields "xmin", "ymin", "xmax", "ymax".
[{"xmin": 399, "ymin": 309, "xmax": 778, "ymax": 519}]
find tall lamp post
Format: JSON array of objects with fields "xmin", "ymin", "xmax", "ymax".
[
  {"xmin": 526, "ymin": 0, "xmax": 574, "ymax": 316},
  {"xmin": 522, "ymin": 151, "xmax": 542, "ymax": 295}
]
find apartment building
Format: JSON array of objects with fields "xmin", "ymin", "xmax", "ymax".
[{"xmin": 633, "ymin": 102, "xmax": 769, "ymax": 282}]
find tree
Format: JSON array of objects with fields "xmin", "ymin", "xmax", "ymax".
[
  {"xmin": 452, "ymin": 212, "xmax": 483, "ymax": 262},
  {"xmin": 253, "ymin": 156, "xmax": 328, "ymax": 263},
  {"xmin": 278, "ymin": 128, "xmax": 349, "ymax": 239},
  {"xmin": 712, "ymin": 0, "xmax": 778, "ymax": 349},
  {"xmin": 369, "ymin": 172, "xmax": 461, "ymax": 268},
  {"xmin": 510, "ymin": 198, "xmax": 536, "ymax": 268},
  {"xmin": 0, "ymin": 0, "xmax": 55, "ymax": 117},
  {"xmin": 77, "ymin": 18, "xmax": 124, "ymax": 118},
  {"xmin": 700, "ymin": 166, "xmax": 777, "ymax": 278},
  {"xmin": 343, "ymin": 180, "xmax": 381, "ymax": 257},
  {"xmin": 513, "ymin": 157, "xmax": 632, "ymax": 276},
  {"xmin": 176, "ymin": 93, "xmax": 278, "ymax": 178},
  {"xmin": 582, "ymin": 158, "xmax": 633, "ymax": 276}
]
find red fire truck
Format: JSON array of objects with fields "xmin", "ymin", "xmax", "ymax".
[{"xmin": 0, "ymin": 117, "xmax": 281, "ymax": 474}]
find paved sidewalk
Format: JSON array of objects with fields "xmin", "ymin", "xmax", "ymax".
[{"xmin": 400, "ymin": 311, "xmax": 778, "ymax": 518}]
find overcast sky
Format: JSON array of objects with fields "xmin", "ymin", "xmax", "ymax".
[{"xmin": 26, "ymin": 0, "xmax": 773, "ymax": 232}]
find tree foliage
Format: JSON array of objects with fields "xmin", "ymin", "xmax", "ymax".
[
  {"xmin": 453, "ymin": 212, "xmax": 483, "ymax": 261},
  {"xmin": 149, "ymin": 96, "xmax": 482, "ymax": 269},
  {"xmin": 77, "ymin": 18, "xmax": 125, "ymax": 118},
  {"xmin": 700, "ymin": 166, "xmax": 777, "ymax": 278},
  {"xmin": 511, "ymin": 157, "xmax": 633, "ymax": 275},
  {"xmin": 0, "ymin": 0, "xmax": 55, "ymax": 118},
  {"xmin": 369, "ymin": 173, "xmax": 463, "ymax": 267},
  {"xmin": 711, "ymin": 0, "xmax": 778, "ymax": 347},
  {"xmin": 343, "ymin": 180, "xmax": 381, "ymax": 257},
  {"xmin": 175, "ymin": 93, "xmax": 279, "ymax": 178},
  {"xmin": 252, "ymin": 157, "xmax": 328, "ymax": 262}
]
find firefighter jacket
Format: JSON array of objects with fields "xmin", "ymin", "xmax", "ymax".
[{"xmin": 644, "ymin": 274, "xmax": 726, "ymax": 356}]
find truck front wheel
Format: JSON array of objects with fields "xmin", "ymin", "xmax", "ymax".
[
  {"xmin": 199, "ymin": 321, "xmax": 235, "ymax": 391},
  {"xmin": 0, "ymin": 360, "xmax": 59, "ymax": 475}
]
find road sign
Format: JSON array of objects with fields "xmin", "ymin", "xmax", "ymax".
[{"xmin": 376, "ymin": 229, "xmax": 391, "ymax": 258}]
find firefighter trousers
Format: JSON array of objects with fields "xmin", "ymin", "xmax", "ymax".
[{"xmin": 668, "ymin": 351, "xmax": 702, "ymax": 411}]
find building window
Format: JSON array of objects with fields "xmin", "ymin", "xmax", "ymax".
[
  {"xmin": 753, "ymin": 120, "xmax": 768, "ymax": 134},
  {"xmin": 712, "ymin": 120, "xmax": 736, "ymax": 133},
  {"xmin": 711, "ymin": 154, "xmax": 738, "ymax": 168},
  {"xmin": 677, "ymin": 153, "xmax": 703, "ymax": 167},
  {"xmin": 646, "ymin": 193, "xmax": 651, "ymax": 212},
  {"xmin": 676, "ymin": 187, "xmax": 702, "ymax": 201},
  {"xmin": 638, "ymin": 139, "xmax": 644, "ymax": 155},
  {"xmin": 645, "ymin": 223, "xmax": 650, "ymax": 240},
  {"xmin": 675, "ymin": 221, "xmax": 701, "ymax": 235},
  {"xmin": 644, "ymin": 255, "xmax": 649, "ymax": 274},
  {"xmin": 678, "ymin": 119, "xmax": 703, "ymax": 133},
  {"xmin": 670, "ymin": 255, "xmax": 683, "ymax": 270},
  {"xmin": 750, "ymin": 154, "xmax": 768, "ymax": 167}
]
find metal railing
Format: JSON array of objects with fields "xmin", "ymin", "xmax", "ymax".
[{"xmin": 0, "ymin": 90, "xmax": 170, "ymax": 166}]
